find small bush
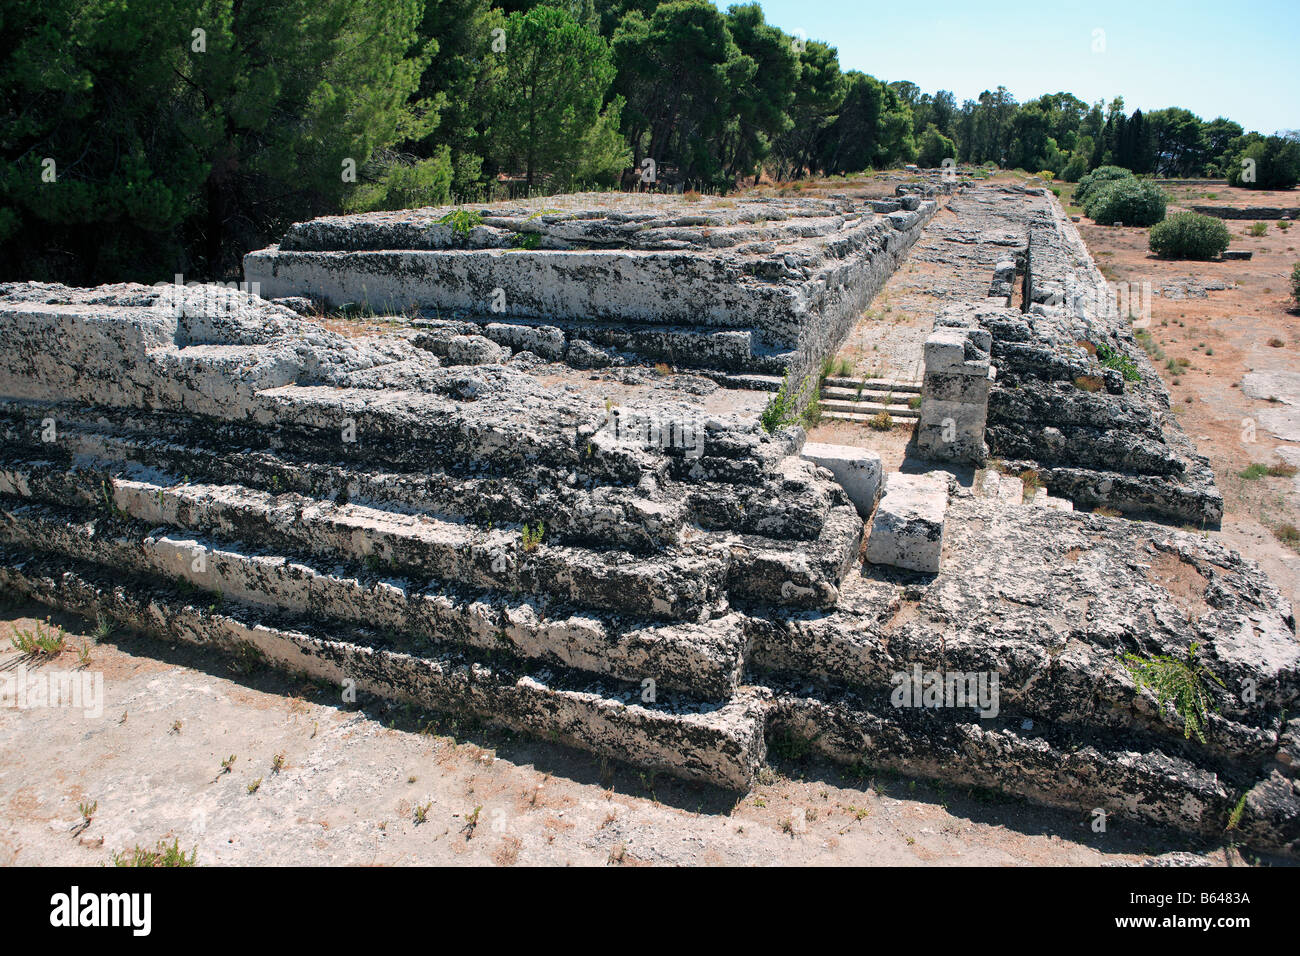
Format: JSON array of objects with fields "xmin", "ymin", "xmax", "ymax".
[
  {"xmin": 1249, "ymin": 222, "xmax": 1267, "ymax": 237},
  {"xmin": 1084, "ymin": 178, "xmax": 1167, "ymax": 226},
  {"xmin": 1291, "ymin": 262, "xmax": 1300, "ymax": 309},
  {"xmin": 1074, "ymin": 165, "xmax": 1133, "ymax": 204},
  {"xmin": 1122, "ymin": 642, "xmax": 1224, "ymax": 743},
  {"xmin": 867, "ymin": 411, "xmax": 893, "ymax": 431},
  {"xmin": 760, "ymin": 372, "xmax": 813, "ymax": 433},
  {"xmin": 1094, "ymin": 342, "xmax": 1140, "ymax": 381},
  {"xmin": 1276, "ymin": 523, "xmax": 1300, "ymax": 550},
  {"xmin": 112, "ymin": 839, "xmax": 198, "ymax": 867},
  {"xmin": 1148, "ymin": 212, "xmax": 1231, "ymax": 261}
]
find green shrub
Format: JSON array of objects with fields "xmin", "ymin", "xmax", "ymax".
[
  {"xmin": 1094, "ymin": 342, "xmax": 1141, "ymax": 381},
  {"xmin": 1083, "ymin": 178, "xmax": 1167, "ymax": 226},
  {"xmin": 1148, "ymin": 212, "xmax": 1232, "ymax": 260},
  {"xmin": 1074, "ymin": 165, "xmax": 1133, "ymax": 204},
  {"xmin": 1033, "ymin": 169, "xmax": 1055, "ymax": 181},
  {"xmin": 1121, "ymin": 642, "xmax": 1224, "ymax": 743},
  {"xmin": 1060, "ymin": 154, "xmax": 1089, "ymax": 183}
]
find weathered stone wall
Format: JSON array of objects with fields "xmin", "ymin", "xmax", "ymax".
[
  {"xmin": 244, "ymin": 192, "xmax": 937, "ymax": 397},
  {"xmin": 917, "ymin": 185, "xmax": 1223, "ymax": 526},
  {"xmin": 1188, "ymin": 204, "xmax": 1300, "ymax": 220}
]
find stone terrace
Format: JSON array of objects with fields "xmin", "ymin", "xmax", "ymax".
[
  {"xmin": 245, "ymin": 190, "xmax": 938, "ymax": 390},
  {"xmin": 1, "ymin": 179, "xmax": 1297, "ymax": 855}
]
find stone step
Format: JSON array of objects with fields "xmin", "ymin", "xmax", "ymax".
[
  {"xmin": 818, "ymin": 399, "xmax": 920, "ymax": 419},
  {"xmin": 821, "ymin": 409, "xmax": 919, "ymax": 424},
  {"xmin": 768, "ymin": 685, "xmax": 1236, "ymax": 840},
  {"xmin": 0, "ymin": 549, "xmax": 768, "ymax": 790},
  {"xmin": 864, "ymin": 472, "xmax": 948, "ymax": 573},
  {"xmin": 0, "ymin": 487, "xmax": 727, "ymax": 624},
  {"xmin": 723, "ymin": 504, "xmax": 864, "ymax": 609},
  {"xmin": 0, "ymin": 433, "xmax": 687, "ymax": 555},
  {"xmin": 0, "ymin": 503, "xmax": 751, "ymax": 697},
  {"xmin": 977, "ymin": 470, "xmax": 1073, "ymax": 511},
  {"xmin": 822, "ymin": 377, "xmax": 922, "ymax": 394},
  {"xmin": 414, "ymin": 315, "xmax": 792, "ymax": 374}
]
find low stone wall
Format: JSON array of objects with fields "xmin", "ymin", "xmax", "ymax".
[{"xmin": 1188, "ymin": 204, "xmax": 1300, "ymax": 220}]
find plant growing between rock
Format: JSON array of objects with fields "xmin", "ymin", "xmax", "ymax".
[{"xmin": 1122, "ymin": 642, "xmax": 1225, "ymax": 743}]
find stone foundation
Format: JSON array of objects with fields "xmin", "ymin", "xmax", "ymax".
[{"xmin": 2, "ymin": 180, "xmax": 1297, "ymax": 855}]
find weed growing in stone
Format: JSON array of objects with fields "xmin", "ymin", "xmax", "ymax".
[
  {"xmin": 1019, "ymin": 469, "xmax": 1043, "ymax": 501},
  {"xmin": 437, "ymin": 209, "xmax": 482, "ymax": 240},
  {"xmin": 1121, "ymin": 642, "xmax": 1224, "ymax": 743},
  {"xmin": 10, "ymin": 619, "xmax": 66, "ymax": 656},
  {"xmin": 760, "ymin": 372, "xmax": 812, "ymax": 432},
  {"xmin": 93, "ymin": 612, "xmax": 116, "ymax": 640},
  {"xmin": 521, "ymin": 521, "xmax": 544, "ymax": 552},
  {"xmin": 867, "ymin": 410, "xmax": 893, "ymax": 431},
  {"xmin": 1094, "ymin": 342, "xmax": 1140, "ymax": 381}
]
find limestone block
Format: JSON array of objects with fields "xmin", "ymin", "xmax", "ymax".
[
  {"xmin": 923, "ymin": 369, "xmax": 991, "ymax": 405},
  {"xmin": 446, "ymin": 334, "xmax": 507, "ymax": 366},
  {"xmin": 864, "ymin": 473, "xmax": 948, "ymax": 573},
  {"xmin": 800, "ymin": 443, "xmax": 883, "ymax": 519}
]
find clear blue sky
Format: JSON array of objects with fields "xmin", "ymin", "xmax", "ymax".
[{"xmin": 712, "ymin": 0, "xmax": 1298, "ymax": 134}]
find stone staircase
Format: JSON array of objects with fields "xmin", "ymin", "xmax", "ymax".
[
  {"xmin": 0, "ymin": 283, "xmax": 864, "ymax": 791},
  {"xmin": 817, "ymin": 376, "xmax": 922, "ymax": 424}
]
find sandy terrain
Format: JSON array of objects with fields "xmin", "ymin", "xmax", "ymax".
[
  {"xmin": 0, "ymin": 602, "xmax": 1263, "ymax": 867},
  {"xmin": 1071, "ymin": 183, "xmax": 1300, "ymax": 611}
]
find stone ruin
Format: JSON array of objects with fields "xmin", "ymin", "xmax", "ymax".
[{"xmin": 1, "ymin": 178, "xmax": 1296, "ymax": 856}]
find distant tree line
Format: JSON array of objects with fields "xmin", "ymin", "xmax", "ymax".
[{"xmin": 2, "ymin": 0, "xmax": 1295, "ymax": 284}]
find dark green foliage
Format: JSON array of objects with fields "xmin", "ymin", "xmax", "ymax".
[
  {"xmin": 488, "ymin": 5, "xmax": 628, "ymax": 188},
  {"xmin": 0, "ymin": 0, "xmax": 1282, "ymax": 283},
  {"xmin": 0, "ymin": 0, "xmax": 432, "ymax": 281},
  {"xmin": 1148, "ymin": 212, "xmax": 1232, "ymax": 261},
  {"xmin": 1083, "ymin": 178, "xmax": 1166, "ymax": 226},
  {"xmin": 1074, "ymin": 165, "xmax": 1133, "ymax": 204},
  {"xmin": 1225, "ymin": 135, "xmax": 1300, "ymax": 190},
  {"xmin": 916, "ymin": 125, "xmax": 957, "ymax": 168}
]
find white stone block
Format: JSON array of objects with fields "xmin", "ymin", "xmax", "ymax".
[
  {"xmin": 864, "ymin": 473, "xmax": 948, "ymax": 573},
  {"xmin": 801, "ymin": 443, "xmax": 883, "ymax": 518}
]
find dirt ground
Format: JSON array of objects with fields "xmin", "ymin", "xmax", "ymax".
[
  {"xmin": 1069, "ymin": 182, "xmax": 1300, "ymax": 612},
  {"xmin": 0, "ymin": 603, "xmax": 1268, "ymax": 867}
]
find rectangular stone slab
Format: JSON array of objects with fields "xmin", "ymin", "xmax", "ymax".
[{"xmin": 864, "ymin": 472, "xmax": 949, "ymax": 573}]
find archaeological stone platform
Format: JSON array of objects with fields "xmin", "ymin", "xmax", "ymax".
[
  {"xmin": 245, "ymin": 191, "xmax": 937, "ymax": 391},
  {"xmin": 2, "ymin": 178, "xmax": 1297, "ymax": 856}
]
